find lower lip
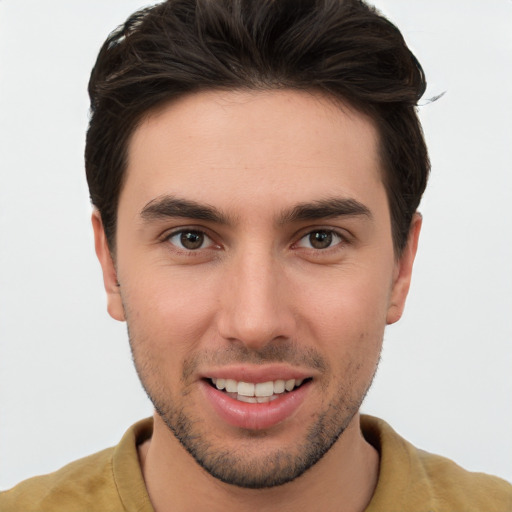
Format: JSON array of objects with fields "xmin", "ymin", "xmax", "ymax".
[{"xmin": 202, "ymin": 380, "xmax": 310, "ymax": 430}]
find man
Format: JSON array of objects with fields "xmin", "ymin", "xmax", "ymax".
[{"xmin": 1, "ymin": 0, "xmax": 511, "ymax": 510}]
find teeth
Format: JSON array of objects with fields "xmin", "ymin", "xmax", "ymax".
[
  {"xmin": 213, "ymin": 378, "xmax": 305, "ymax": 397},
  {"xmin": 255, "ymin": 381, "xmax": 274, "ymax": 397},
  {"xmin": 257, "ymin": 395, "xmax": 280, "ymax": 403},
  {"xmin": 225, "ymin": 379, "xmax": 238, "ymax": 393},
  {"xmin": 237, "ymin": 395, "xmax": 258, "ymax": 403},
  {"xmin": 237, "ymin": 381, "xmax": 255, "ymax": 396},
  {"xmin": 285, "ymin": 379, "xmax": 295, "ymax": 391},
  {"xmin": 273, "ymin": 380, "xmax": 285, "ymax": 393}
]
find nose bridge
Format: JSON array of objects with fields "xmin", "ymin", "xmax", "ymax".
[{"xmin": 217, "ymin": 241, "xmax": 293, "ymax": 348}]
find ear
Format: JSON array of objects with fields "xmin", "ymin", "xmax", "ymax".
[
  {"xmin": 386, "ymin": 213, "xmax": 422, "ymax": 325},
  {"xmin": 91, "ymin": 210, "xmax": 125, "ymax": 322}
]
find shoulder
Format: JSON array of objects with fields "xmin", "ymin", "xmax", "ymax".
[
  {"xmin": 0, "ymin": 447, "xmax": 120, "ymax": 512},
  {"xmin": 416, "ymin": 447, "xmax": 512, "ymax": 510},
  {"xmin": 361, "ymin": 415, "xmax": 512, "ymax": 512},
  {"xmin": 0, "ymin": 418, "xmax": 154, "ymax": 512}
]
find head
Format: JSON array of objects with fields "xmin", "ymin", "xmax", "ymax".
[
  {"xmin": 86, "ymin": 0, "xmax": 429, "ymax": 257},
  {"xmin": 88, "ymin": 0, "xmax": 427, "ymax": 490}
]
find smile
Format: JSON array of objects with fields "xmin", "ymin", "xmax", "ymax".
[
  {"xmin": 203, "ymin": 375, "xmax": 311, "ymax": 429},
  {"xmin": 210, "ymin": 377, "xmax": 307, "ymax": 404}
]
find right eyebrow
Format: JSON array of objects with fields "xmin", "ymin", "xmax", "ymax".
[{"xmin": 140, "ymin": 195, "xmax": 231, "ymax": 225}]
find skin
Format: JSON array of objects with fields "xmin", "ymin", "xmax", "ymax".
[{"xmin": 93, "ymin": 89, "xmax": 421, "ymax": 512}]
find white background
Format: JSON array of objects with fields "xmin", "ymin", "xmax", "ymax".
[{"xmin": 0, "ymin": 0, "xmax": 511, "ymax": 490}]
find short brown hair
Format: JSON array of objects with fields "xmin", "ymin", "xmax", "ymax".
[{"xmin": 86, "ymin": 0, "xmax": 429, "ymax": 254}]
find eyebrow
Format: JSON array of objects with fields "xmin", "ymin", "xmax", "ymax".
[
  {"xmin": 279, "ymin": 197, "xmax": 372, "ymax": 224},
  {"xmin": 140, "ymin": 195, "xmax": 231, "ymax": 224},
  {"xmin": 139, "ymin": 195, "xmax": 372, "ymax": 225}
]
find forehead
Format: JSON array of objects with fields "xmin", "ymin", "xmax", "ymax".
[{"xmin": 123, "ymin": 89, "xmax": 384, "ymax": 219}]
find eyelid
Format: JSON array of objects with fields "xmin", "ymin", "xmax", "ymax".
[
  {"xmin": 292, "ymin": 227, "xmax": 351, "ymax": 248},
  {"xmin": 161, "ymin": 226, "xmax": 220, "ymax": 251}
]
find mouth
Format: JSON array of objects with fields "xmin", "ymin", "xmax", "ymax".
[
  {"xmin": 208, "ymin": 377, "xmax": 311, "ymax": 404},
  {"xmin": 202, "ymin": 373, "xmax": 313, "ymax": 430}
]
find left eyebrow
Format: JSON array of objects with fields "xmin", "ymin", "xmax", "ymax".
[{"xmin": 278, "ymin": 197, "xmax": 373, "ymax": 225}]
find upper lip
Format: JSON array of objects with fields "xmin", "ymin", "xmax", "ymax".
[{"xmin": 200, "ymin": 364, "xmax": 315, "ymax": 383}]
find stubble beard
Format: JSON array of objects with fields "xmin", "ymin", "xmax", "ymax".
[
  {"xmin": 152, "ymin": 388, "xmax": 365, "ymax": 488},
  {"xmin": 128, "ymin": 328, "xmax": 379, "ymax": 489}
]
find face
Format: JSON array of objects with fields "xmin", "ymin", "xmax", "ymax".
[{"xmin": 94, "ymin": 90, "xmax": 419, "ymax": 488}]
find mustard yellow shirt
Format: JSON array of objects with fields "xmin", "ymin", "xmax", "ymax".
[{"xmin": 1, "ymin": 416, "xmax": 511, "ymax": 511}]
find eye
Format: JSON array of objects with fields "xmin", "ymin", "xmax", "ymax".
[
  {"xmin": 296, "ymin": 230, "xmax": 344, "ymax": 250},
  {"xmin": 167, "ymin": 230, "xmax": 214, "ymax": 251}
]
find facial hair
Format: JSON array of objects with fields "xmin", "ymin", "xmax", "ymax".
[{"xmin": 129, "ymin": 332, "xmax": 378, "ymax": 489}]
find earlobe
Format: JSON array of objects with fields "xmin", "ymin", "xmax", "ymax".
[
  {"xmin": 386, "ymin": 213, "xmax": 422, "ymax": 325},
  {"xmin": 91, "ymin": 210, "xmax": 126, "ymax": 322}
]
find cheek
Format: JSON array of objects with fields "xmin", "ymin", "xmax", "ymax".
[
  {"xmin": 293, "ymin": 266, "xmax": 390, "ymax": 389},
  {"xmin": 120, "ymin": 266, "xmax": 219, "ymax": 353},
  {"xmin": 297, "ymin": 264, "xmax": 393, "ymax": 336}
]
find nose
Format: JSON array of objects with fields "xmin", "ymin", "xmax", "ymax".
[{"xmin": 216, "ymin": 245, "xmax": 296, "ymax": 350}]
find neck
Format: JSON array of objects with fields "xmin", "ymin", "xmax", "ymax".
[{"xmin": 138, "ymin": 412, "xmax": 379, "ymax": 512}]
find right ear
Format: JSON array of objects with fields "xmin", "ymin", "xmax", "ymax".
[{"xmin": 91, "ymin": 210, "xmax": 125, "ymax": 322}]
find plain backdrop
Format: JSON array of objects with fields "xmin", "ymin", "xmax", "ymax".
[{"xmin": 0, "ymin": 0, "xmax": 511, "ymax": 490}]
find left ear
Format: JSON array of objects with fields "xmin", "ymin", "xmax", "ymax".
[{"xmin": 386, "ymin": 213, "xmax": 422, "ymax": 325}]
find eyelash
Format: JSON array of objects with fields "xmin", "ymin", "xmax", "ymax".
[
  {"xmin": 164, "ymin": 229, "xmax": 218, "ymax": 253},
  {"xmin": 294, "ymin": 229, "xmax": 347, "ymax": 251},
  {"xmin": 162, "ymin": 227, "xmax": 349, "ymax": 254}
]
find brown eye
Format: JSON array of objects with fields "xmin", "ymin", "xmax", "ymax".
[
  {"xmin": 309, "ymin": 231, "xmax": 332, "ymax": 249},
  {"xmin": 181, "ymin": 231, "xmax": 204, "ymax": 249},
  {"xmin": 297, "ymin": 230, "xmax": 343, "ymax": 250},
  {"xmin": 168, "ymin": 230, "xmax": 210, "ymax": 250}
]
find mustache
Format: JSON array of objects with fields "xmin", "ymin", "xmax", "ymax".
[{"xmin": 182, "ymin": 342, "xmax": 327, "ymax": 382}]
